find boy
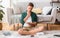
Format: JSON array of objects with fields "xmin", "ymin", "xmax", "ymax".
[{"xmin": 18, "ymin": 2, "xmax": 44, "ymax": 35}]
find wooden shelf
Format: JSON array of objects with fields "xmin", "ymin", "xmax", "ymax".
[
  {"xmin": 51, "ymin": 1, "xmax": 60, "ymax": 3},
  {"xmin": 50, "ymin": 1, "xmax": 60, "ymax": 6}
]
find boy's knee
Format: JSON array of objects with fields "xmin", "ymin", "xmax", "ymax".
[
  {"xmin": 18, "ymin": 29, "xmax": 23, "ymax": 34},
  {"xmin": 39, "ymin": 26, "xmax": 44, "ymax": 29}
]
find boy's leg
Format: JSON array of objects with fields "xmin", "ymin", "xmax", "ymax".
[
  {"xmin": 29, "ymin": 26, "xmax": 44, "ymax": 35},
  {"xmin": 18, "ymin": 29, "xmax": 30, "ymax": 35},
  {"xmin": 18, "ymin": 26, "xmax": 44, "ymax": 35}
]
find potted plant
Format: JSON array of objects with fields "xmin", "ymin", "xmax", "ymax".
[{"xmin": 0, "ymin": 5, "xmax": 5, "ymax": 30}]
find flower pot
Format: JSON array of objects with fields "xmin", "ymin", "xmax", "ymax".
[{"xmin": 0, "ymin": 23, "xmax": 2, "ymax": 30}]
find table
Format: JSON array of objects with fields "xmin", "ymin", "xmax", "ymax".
[{"xmin": 0, "ymin": 30, "xmax": 60, "ymax": 38}]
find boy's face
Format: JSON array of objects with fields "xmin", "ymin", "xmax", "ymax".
[{"xmin": 27, "ymin": 6, "xmax": 33, "ymax": 12}]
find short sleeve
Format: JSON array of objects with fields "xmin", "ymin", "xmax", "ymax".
[{"xmin": 20, "ymin": 13, "xmax": 25, "ymax": 25}]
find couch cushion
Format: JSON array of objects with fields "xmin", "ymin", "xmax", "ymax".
[
  {"xmin": 37, "ymin": 15, "xmax": 52, "ymax": 22},
  {"xmin": 47, "ymin": 9, "xmax": 52, "ymax": 15}
]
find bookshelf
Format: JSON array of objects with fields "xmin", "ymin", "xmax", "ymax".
[{"xmin": 50, "ymin": 0, "xmax": 60, "ymax": 6}]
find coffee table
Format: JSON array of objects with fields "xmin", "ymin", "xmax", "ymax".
[{"xmin": 0, "ymin": 30, "xmax": 60, "ymax": 38}]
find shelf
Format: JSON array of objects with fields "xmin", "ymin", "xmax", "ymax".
[
  {"xmin": 51, "ymin": 1, "xmax": 60, "ymax": 3},
  {"xmin": 50, "ymin": 1, "xmax": 60, "ymax": 6}
]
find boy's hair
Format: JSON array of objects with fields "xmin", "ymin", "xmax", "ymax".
[{"xmin": 28, "ymin": 2, "xmax": 34, "ymax": 7}]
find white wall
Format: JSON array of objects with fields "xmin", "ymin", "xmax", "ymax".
[
  {"xmin": 12, "ymin": 0, "xmax": 51, "ymax": 2},
  {"xmin": 1, "ymin": 0, "xmax": 10, "ymax": 8},
  {"xmin": 12, "ymin": 0, "xmax": 52, "ymax": 8}
]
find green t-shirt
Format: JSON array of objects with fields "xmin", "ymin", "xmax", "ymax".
[{"xmin": 20, "ymin": 11, "xmax": 37, "ymax": 27}]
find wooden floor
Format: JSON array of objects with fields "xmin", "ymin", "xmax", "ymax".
[
  {"xmin": 2, "ymin": 22, "xmax": 60, "ymax": 31},
  {"xmin": 37, "ymin": 23, "xmax": 60, "ymax": 30},
  {"xmin": 48, "ymin": 24, "xmax": 60, "ymax": 30}
]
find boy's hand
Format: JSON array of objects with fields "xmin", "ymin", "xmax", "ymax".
[{"xmin": 24, "ymin": 14, "xmax": 30, "ymax": 22}]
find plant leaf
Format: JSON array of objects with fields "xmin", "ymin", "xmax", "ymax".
[
  {"xmin": 0, "ymin": 14, "xmax": 3, "ymax": 21},
  {"xmin": 0, "ymin": 10, "xmax": 5, "ymax": 14},
  {"xmin": 0, "ymin": 5, "xmax": 4, "ymax": 8}
]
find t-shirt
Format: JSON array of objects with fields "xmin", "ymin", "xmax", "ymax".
[{"xmin": 23, "ymin": 16, "xmax": 32, "ymax": 27}]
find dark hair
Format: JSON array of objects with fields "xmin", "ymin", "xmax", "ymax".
[{"xmin": 28, "ymin": 2, "xmax": 34, "ymax": 7}]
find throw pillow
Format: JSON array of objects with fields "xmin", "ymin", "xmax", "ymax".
[
  {"xmin": 42, "ymin": 6, "xmax": 52, "ymax": 15},
  {"xmin": 32, "ymin": 8, "xmax": 42, "ymax": 14}
]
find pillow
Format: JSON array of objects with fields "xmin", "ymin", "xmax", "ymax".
[
  {"xmin": 32, "ymin": 8, "xmax": 42, "ymax": 14},
  {"xmin": 47, "ymin": 9, "xmax": 52, "ymax": 15},
  {"xmin": 13, "ymin": 4, "xmax": 21, "ymax": 15},
  {"xmin": 42, "ymin": 7, "xmax": 52, "ymax": 15},
  {"xmin": 13, "ymin": 7, "xmax": 21, "ymax": 15}
]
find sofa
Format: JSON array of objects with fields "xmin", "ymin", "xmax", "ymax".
[{"xmin": 6, "ymin": 2, "xmax": 57, "ymax": 25}]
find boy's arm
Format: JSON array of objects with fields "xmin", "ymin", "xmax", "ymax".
[{"xmin": 20, "ymin": 13, "xmax": 25, "ymax": 25}]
